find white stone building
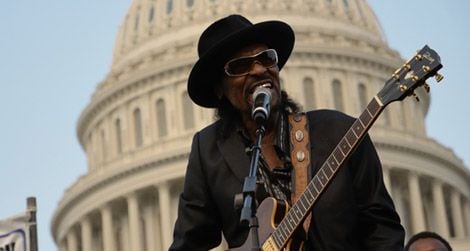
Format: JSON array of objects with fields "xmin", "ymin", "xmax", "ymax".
[{"xmin": 51, "ymin": 0, "xmax": 470, "ymax": 250}]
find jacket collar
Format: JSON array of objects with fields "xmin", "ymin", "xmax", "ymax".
[{"xmin": 216, "ymin": 130, "xmax": 251, "ymax": 183}]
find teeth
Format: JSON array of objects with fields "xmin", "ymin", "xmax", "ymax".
[
  {"xmin": 259, "ymin": 83, "xmax": 272, "ymax": 88},
  {"xmin": 250, "ymin": 81, "xmax": 272, "ymax": 94},
  {"xmin": 253, "ymin": 82, "xmax": 272, "ymax": 91}
]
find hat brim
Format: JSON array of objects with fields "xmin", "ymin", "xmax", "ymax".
[{"xmin": 188, "ymin": 20, "xmax": 295, "ymax": 108}]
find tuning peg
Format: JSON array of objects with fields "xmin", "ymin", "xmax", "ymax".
[
  {"xmin": 393, "ymin": 68, "xmax": 402, "ymax": 75},
  {"xmin": 423, "ymin": 83, "xmax": 430, "ymax": 93},
  {"xmin": 399, "ymin": 84, "xmax": 408, "ymax": 92},
  {"xmin": 412, "ymin": 92, "xmax": 420, "ymax": 102},
  {"xmin": 434, "ymin": 73, "xmax": 444, "ymax": 82}
]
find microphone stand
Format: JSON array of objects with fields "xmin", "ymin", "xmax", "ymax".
[{"xmin": 239, "ymin": 124, "xmax": 265, "ymax": 251}]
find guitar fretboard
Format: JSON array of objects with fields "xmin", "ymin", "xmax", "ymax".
[{"xmin": 271, "ymin": 97, "xmax": 384, "ymax": 248}]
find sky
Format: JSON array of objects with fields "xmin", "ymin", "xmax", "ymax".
[{"xmin": 0, "ymin": 1, "xmax": 468, "ymax": 250}]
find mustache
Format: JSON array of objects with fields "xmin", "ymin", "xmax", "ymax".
[{"xmin": 251, "ymin": 74, "xmax": 274, "ymax": 83}]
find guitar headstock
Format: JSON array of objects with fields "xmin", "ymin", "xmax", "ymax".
[{"xmin": 377, "ymin": 45, "xmax": 443, "ymax": 106}]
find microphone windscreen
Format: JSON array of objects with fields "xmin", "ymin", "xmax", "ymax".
[{"xmin": 252, "ymin": 87, "xmax": 272, "ymax": 125}]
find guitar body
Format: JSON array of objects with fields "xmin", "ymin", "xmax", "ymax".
[{"xmin": 229, "ymin": 198, "xmax": 304, "ymax": 251}]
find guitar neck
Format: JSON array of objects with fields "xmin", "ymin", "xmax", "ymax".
[
  {"xmin": 271, "ymin": 97, "xmax": 385, "ymax": 248},
  {"xmin": 260, "ymin": 44, "xmax": 443, "ymax": 250}
]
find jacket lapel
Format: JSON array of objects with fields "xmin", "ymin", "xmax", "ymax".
[{"xmin": 217, "ymin": 132, "xmax": 251, "ymax": 183}]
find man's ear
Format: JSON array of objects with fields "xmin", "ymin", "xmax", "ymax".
[{"xmin": 215, "ymin": 82, "xmax": 224, "ymax": 100}]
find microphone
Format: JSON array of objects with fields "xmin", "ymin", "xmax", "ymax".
[{"xmin": 251, "ymin": 87, "xmax": 272, "ymax": 125}]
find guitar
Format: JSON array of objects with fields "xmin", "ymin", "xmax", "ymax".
[{"xmin": 231, "ymin": 45, "xmax": 443, "ymax": 250}]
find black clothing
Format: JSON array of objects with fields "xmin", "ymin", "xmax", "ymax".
[{"xmin": 170, "ymin": 109, "xmax": 405, "ymax": 250}]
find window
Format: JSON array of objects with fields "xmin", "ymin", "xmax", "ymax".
[
  {"xmin": 133, "ymin": 108, "xmax": 143, "ymax": 147},
  {"xmin": 87, "ymin": 132, "xmax": 95, "ymax": 167},
  {"xmin": 355, "ymin": 0, "xmax": 365, "ymax": 19},
  {"xmin": 303, "ymin": 78, "xmax": 316, "ymax": 110},
  {"xmin": 134, "ymin": 14, "xmax": 140, "ymax": 31},
  {"xmin": 358, "ymin": 83, "xmax": 368, "ymax": 110},
  {"xmin": 156, "ymin": 99, "xmax": 168, "ymax": 137},
  {"xmin": 87, "ymin": 133, "xmax": 93, "ymax": 158},
  {"xmin": 115, "ymin": 118, "xmax": 123, "ymax": 154},
  {"xmin": 101, "ymin": 130, "xmax": 106, "ymax": 162},
  {"xmin": 332, "ymin": 79, "xmax": 344, "ymax": 111},
  {"xmin": 182, "ymin": 92, "xmax": 195, "ymax": 130},
  {"xmin": 166, "ymin": 0, "xmax": 173, "ymax": 15},
  {"xmin": 186, "ymin": 0, "xmax": 194, "ymax": 8},
  {"xmin": 148, "ymin": 6, "xmax": 155, "ymax": 22}
]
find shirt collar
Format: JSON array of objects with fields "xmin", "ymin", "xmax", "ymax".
[{"xmin": 236, "ymin": 112, "xmax": 290, "ymax": 157}]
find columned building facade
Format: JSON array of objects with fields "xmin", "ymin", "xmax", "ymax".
[{"xmin": 51, "ymin": 0, "xmax": 470, "ymax": 250}]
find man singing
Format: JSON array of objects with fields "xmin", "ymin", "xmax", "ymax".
[{"xmin": 170, "ymin": 14, "xmax": 405, "ymax": 250}]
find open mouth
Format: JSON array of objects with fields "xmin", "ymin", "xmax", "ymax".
[{"xmin": 249, "ymin": 80, "xmax": 273, "ymax": 94}]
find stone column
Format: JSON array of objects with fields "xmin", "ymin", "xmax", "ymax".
[
  {"xmin": 391, "ymin": 181, "xmax": 408, "ymax": 233},
  {"xmin": 101, "ymin": 204, "xmax": 115, "ymax": 251},
  {"xmin": 159, "ymin": 181, "xmax": 172, "ymax": 250},
  {"xmin": 432, "ymin": 179, "xmax": 450, "ymax": 238},
  {"xmin": 408, "ymin": 171, "xmax": 426, "ymax": 233},
  {"xmin": 154, "ymin": 198, "xmax": 163, "ymax": 250},
  {"xmin": 80, "ymin": 216, "xmax": 93, "ymax": 251},
  {"xmin": 119, "ymin": 215, "xmax": 130, "ymax": 250},
  {"xmin": 128, "ymin": 192, "xmax": 143, "ymax": 251},
  {"xmin": 383, "ymin": 167, "xmax": 392, "ymax": 193},
  {"xmin": 450, "ymin": 189, "xmax": 465, "ymax": 238},
  {"xmin": 143, "ymin": 205, "xmax": 157, "ymax": 251},
  {"xmin": 464, "ymin": 200, "xmax": 470, "ymax": 237},
  {"xmin": 59, "ymin": 239, "xmax": 67, "ymax": 251},
  {"xmin": 66, "ymin": 229, "xmax": 78, "ymax": 251}
]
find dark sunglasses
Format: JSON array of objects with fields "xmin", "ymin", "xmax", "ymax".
[{"xmin": 224, "ymin": 49, "xmax": 278, "ymax": 77}]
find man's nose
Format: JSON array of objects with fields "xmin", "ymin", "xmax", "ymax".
[{"xmin": 248, "ymin": 60, "xmax": 267, "ymax": 75}]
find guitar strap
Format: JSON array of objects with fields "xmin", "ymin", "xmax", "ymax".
[{"xmin": 288, "ymin": 113, "xmax": 312, "ymax": 233}]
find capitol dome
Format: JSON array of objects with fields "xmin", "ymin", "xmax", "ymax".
[{"xmin": 52, "ymin": 1, "xmax": 470, "ymax": 250}]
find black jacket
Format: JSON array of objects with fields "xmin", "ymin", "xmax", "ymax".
[{"xmin": 170, "ymin": 110, "xmax": 405, "ymax": 250}]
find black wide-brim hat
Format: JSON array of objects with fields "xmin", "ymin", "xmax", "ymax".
[{"xmin": 188, "ymin": 14, "xmax": 295, "ymax": 108}]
